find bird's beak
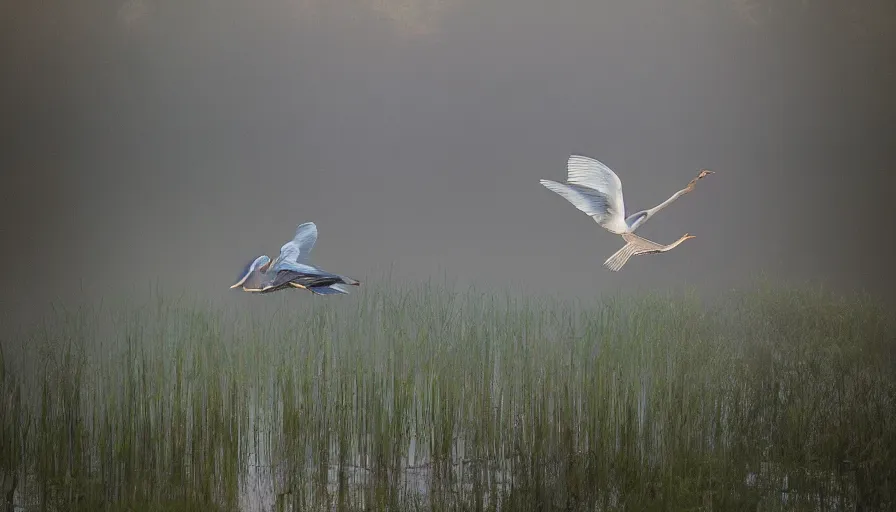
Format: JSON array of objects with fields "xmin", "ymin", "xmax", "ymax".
[
  {"xmin": 231, "ymin": 273, "xmax": 249, "ymax": 289},
  {"xmin": 698, "ymin": 169, "xmax": 714, "ymax": 178}
]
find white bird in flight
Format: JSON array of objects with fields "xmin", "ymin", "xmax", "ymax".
[{"xmin": 539, "ymin": 155, "xmax": 713, "ymax": 271}]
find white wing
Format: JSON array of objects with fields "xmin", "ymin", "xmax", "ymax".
[
  {"xmin": 539, "ymin": 155, "xmax": 628, "ymax": 234},
  {"xmin": 271, "ymin": 222, "xmax": 318, "ymax": 270}
]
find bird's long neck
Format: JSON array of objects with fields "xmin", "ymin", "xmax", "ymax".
[
  {"xmin": 627, "ymin": 185, "xmax": 692, "ymax": 231},
  {"xmin": 644, "ymin": 186, "xmax": 690, "ymax": 219}
]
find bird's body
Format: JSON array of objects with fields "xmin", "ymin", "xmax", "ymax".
[
  {"xmin": 231, "ymin": 222, "xmax": 361, "ymax": 295},
  {"xmin": 261, "ymin": 263, "xmax": 359, "ymax": 295},
  {"xmin": 539, "ymin": 155, "xmax": 712, "ymax": 271}
]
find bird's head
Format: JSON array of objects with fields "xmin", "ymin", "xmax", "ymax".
[
  {"xmin": 230, "ymin": 255, "xmax": 271, "ymax": 289},
  {"xmin": 682, "ymin": 233, "xmax": 697, "ymax": 241},
  {"xmin": 685, "ymin": 169, "xmax": 714, "ymax": 190}
]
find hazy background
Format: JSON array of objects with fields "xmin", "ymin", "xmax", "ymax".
[{"xmin": 3, "ymin": 0, "xmax": 895, "ymax": 317}]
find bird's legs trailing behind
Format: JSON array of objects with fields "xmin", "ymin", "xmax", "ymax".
[{"xmin": 602, "ymin": 232, "xmax": 696, "ymax": 272}]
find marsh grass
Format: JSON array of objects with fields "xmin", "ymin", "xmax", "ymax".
[{"xmin": 1, "ymin": 280, "xmax": 894, "ymax": 511}]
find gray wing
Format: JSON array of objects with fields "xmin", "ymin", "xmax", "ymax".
[
  {"xmin": 262, "ymin": 264, "xmax": 341, "ymax": 292},
  {"xmin": 262, "ymin": 274, "xmax": 335, "ymax": 293},
  {"xmin": 271, "ymin": 222, "xmax": 318, "ymax": 271},
  {"xmin": 539, "ymin": 155, "xmax": 628, "ymax": 233}
]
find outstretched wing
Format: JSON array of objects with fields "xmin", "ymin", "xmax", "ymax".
[
  {"xmin": 539, "ymin": 155, "xmax": 628, "ymax": 233},
  {"xmin": 271, "ymin": 222, "xmax": 318, "ymax": 271}
]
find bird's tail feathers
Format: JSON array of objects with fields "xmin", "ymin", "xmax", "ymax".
[
  {"xmin": 311, "ymin": 285, "xmax": 350, "ymax": 295},
  {"xmin": 329, "ymin": 283, "xmax": 354, "ymax": 294},
  {"xmin": 340, "ymin": 276, "xmax": 361, "ymax": 286},
  {"xmin": 603, "ymin": 243, "xmax": 637, "ymax": 272}
]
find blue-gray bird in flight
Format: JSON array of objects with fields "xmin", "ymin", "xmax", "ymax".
[{"xmin": 231, "ymin": 222, "xmax": 361, "ymax": 295}]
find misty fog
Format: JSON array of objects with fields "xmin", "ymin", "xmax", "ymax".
[{"xmin": 3, "ymin": 0, "xmax": 895, "ymax": 315}]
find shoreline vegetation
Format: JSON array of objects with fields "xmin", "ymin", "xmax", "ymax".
[{"xmin": 1, "ymin": 280, "xmax": 893, "ymax": 511}]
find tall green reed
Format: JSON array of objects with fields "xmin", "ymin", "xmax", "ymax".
[{"xmin": 1, "ymin": 280, "xmax": 893, "ymax": 511}]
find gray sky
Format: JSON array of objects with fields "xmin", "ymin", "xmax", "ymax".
[{"xmin": 2, "ymin": 0, "xmax": 895, "ymax": 315}]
